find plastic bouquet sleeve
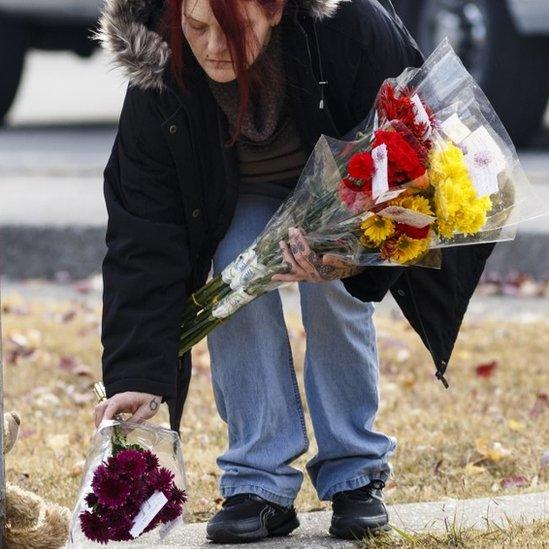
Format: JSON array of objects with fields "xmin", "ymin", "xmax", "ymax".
[
  {"xmin": 68, "ymin": 384, "xmax": 187, "ymax": 546},
  {"xmin": 178, "ymin": 39, "xmax": 547, "ymax": 354}
]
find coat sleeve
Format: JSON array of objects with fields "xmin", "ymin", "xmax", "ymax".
[
  {"xmin": 342, "ymin": 2, "xmax": 425, "ymax": 302},
  {"xmin": 101, "ymin": 84, "xmax": 192, "ymax": 401}
]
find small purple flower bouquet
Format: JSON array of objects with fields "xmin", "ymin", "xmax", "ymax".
[{"xmin": 68, "ymin": 416, "xmax": 187, "ymax": 546}]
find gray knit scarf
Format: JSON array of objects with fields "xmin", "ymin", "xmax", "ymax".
[{"xmin": 207, "ymin": 25, "xmax": 287, "ymax": 145}]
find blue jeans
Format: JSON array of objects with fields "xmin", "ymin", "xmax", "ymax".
[{"xmin": 206, "ymin": 193, "xmax": 396, "ymax": 507}]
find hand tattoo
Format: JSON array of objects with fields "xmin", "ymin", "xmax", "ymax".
[{"xmin": 149, "ymin": 398, "xmax": 159, "ymax": 411}]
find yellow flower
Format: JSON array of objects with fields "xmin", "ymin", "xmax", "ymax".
[
  {"xmin": 391, "ymin": 194, "xmax": 434, "ymax": 216},
  {"xmin": 360, "ymin": 215, "xmax": 395, "ymax": 247},
  {"xmin": 388, "ymin": 235, "xmax": 430, "ymax": 264},
  {"xmin": 428, "ymin": 142, "xmax": 492, "ymax": 238}
]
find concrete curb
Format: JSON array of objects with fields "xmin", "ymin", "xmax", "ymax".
[
  {"xmin": 90, "ymin": 491, "xmax": 548, "ymax": 548},
  {"xmin": 1, "ymin": 225, "xmax": 547, "ymax": 280}
]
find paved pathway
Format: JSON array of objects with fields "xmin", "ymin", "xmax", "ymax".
[{"xmin": 89, "ymin": 491, "xmax": 548, "ymax": 548}]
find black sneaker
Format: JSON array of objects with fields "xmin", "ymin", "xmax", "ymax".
[
  {"xmin": 329, "ymin": 480, "xmax": 389, "ymax": 540},
  {"xmin": 206, "ymin": 493, "xmax": 300, "ymax": 543}
]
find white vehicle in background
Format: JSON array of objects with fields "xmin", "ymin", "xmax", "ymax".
[
  {"xmin": 392, "ymin": 0, "xmax": 549, "ymax": 146},
  {"xmin": 0, "ymin": 0, "xmax": 103, "ymax": 124}
]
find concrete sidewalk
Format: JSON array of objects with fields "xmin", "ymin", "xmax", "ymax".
[{"xmin": 98, "ymin": 491, "xmax": 548, "ymax": 548}]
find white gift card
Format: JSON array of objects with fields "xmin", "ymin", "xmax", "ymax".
[
  {"xmin": 374, "ymin": 188, "xmax": 406, "ymax": 205},
  {"xmin": 130, "ymin": 490, "xmax": 169, "ymax": 538},
  {"xmin": 465, "ymin": 150, "xmax": 500, "ymax": 197},
  {"xmin": 377, "ymin": 205, "xmax": 436, "ymax": 228},
  {"xmin": 411, "ymin": 94, "xmax": 432, "ymax": 138},
  {"xmin": 441, "ymin": 113, "xmax": 471, "ymax": 144},
  {"xmin": 371, "ymin": 144, "xmax": 389, "ymax": 199},
  {"xmin": 461, "ymin": 126, "xmax": 506, "ymax": 174}
]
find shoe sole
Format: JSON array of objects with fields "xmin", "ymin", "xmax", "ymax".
[
  {"xmin": 329, "ymin": 515, "xmax": 390, "ymax": 541},
  {"xmin": 206, "ymin": 515, "xmax": 300, "ymax": 544}
]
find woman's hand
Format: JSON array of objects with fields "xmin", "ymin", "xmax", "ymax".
[
  {"xmin": 94, "ymin": 391, "xmax": 163, "ymax": 428},
  {"xmin": 272, "ymin": 227, "xmax": 363, "ymax": 283}
]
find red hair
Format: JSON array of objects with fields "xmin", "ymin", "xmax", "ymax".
[{"xmin": 163, "ymin": 0, "xmax": 285, "ymax": 146}]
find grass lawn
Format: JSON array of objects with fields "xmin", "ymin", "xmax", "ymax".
[
  {"xmin": 363, "ymin": 519, "xmax": 549, "ymax": 548},
  {"xmin": 2, "ymin": 288, "xmax": 548, "ymax": 537}
]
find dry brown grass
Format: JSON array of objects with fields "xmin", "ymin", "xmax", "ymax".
[
  {"xmin": 2, "ymin": 289, "xmax": 548, "ymax": 532},
  {"xmin": 363, "ymin": 518, "xmax": 549, "ymax": 548}
]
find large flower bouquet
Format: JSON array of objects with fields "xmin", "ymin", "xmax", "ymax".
[
  {"xmin": 179, "ymin": 40, "xmax": 543, "ymax": 354},
  {"xmin": 68, "ymin": 383, "xmax": 187, "ymax": 546}
]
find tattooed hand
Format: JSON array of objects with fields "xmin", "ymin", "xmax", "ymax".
[
  {"xmin": 272, "ymin": 227, "xmax": 364, "ymax": 283},
  {"xmin": 94, "ymin": 391, "xmax": 164, "ymax": 428}
]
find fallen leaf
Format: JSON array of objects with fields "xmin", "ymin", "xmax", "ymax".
[
  {"xmin": 475, "ymin": 438, "xmax": 511, "ymax": 462},
  {"xmin": 62, "ymin": 310, "xmax": 77, "ymax": 323},
  {"xmin": 9, "ymin": 333, "xmax": 29, "ymax": 347},
  {"xmin": 529, "ymin": 392, "xmax": 548, "ymax": 419},
  {"xmin": 507, "ymin": 419, "xmax": 525, "ymax": 433},
  {"xmin": 475, "ymin": 360, "xmax": 498, "ymax": 378},
  {"xmin": 59, "ymin": 356, "xmax": 78, "ymax": 372},
  {"xmin": 500, "ymin": 475, "xmax": 528, "ymax": 490},
  {"xmin": 18, "ymin": 429, "xmax": 36, "ymax": 440}
]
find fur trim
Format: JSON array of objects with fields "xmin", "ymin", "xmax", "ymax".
[
  {"xmin": 90, "ymin": 0, "xmax": 171, "ymax": 92},
  {"xmin": 91, "ymin": 0, "xmax": 349, "ymax": 91}
]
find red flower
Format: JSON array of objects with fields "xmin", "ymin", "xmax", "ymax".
[
  {"xmin": 80, "ymin": 510, "xmax": 110, "ymax": 545},
  {"xmin": 372, "ymin": 129, "xmax": 427, "ymax": 187},
  {"xmin": 348, "ymin": 151, "xmax": 374, "ymax": 182},
  {"xmin": 338, "ymin": 180, "xmax": 372, "ymax": 214},
  {"xmin": 395, "ymin": 223, "xmax": 430, "ymax": 240},
  {"xmin": 377, "ymin": 83, "xmax": 434, "ymax": 145}
]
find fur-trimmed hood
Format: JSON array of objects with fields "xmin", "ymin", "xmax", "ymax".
[{"xmin": 91, "ymin": 0, "xmax": 349, "ymax": 92}]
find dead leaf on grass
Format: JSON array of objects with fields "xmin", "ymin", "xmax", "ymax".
[
  {"xmin": 475, "ymin": 438, "xmax": 511, "ymax": 462},
  {"xmin": 529, "ymin": 392, "xmax": 548, "ymax": 418},
  {"xmin": 475, "ymin": 360, "xmax": 498, "ymax": 378},
  {"xmin": 500, "ymin": 475, "xmax": 529, "ymax": 490}
]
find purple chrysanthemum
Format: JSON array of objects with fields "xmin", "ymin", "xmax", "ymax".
[
  {"xmin": 170, "ymin": 486, "xmax": 188, "ymax": 506},
  {"xmin": 151, "ymin": 467, "xmax": 175, "ymax": 494},
  {"xmin": 112, "ymin": 449, "xmax": 148, "ymax": 478},
  {"xmin": 142, "ymin": 449, "xmax": 160, "ymax": 472},
  {"xmin": 80, "ymin": 510, "xmax": 110, "ymax": 544},
  {"xmin": 84, "ymin": 492, "xmax": 99, "ymax": 507},
  {"xmin": 105, "ymin": 512, "xmax": 134, "ymax": 542},
  {"xmin": 92, "ymin": 472, "xmax": 131, "ymax": 509}
]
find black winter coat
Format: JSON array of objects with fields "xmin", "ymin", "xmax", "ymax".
[{"xmin": 96, "ymin": 0, "xmax": 495, "ymax": 432}]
